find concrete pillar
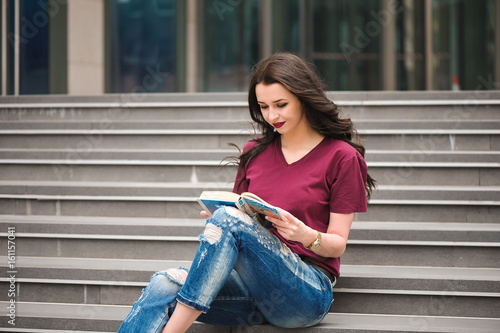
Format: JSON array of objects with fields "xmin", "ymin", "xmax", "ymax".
[
  {"xmin": 67, "ymin": 0, "xmax": 105, "ymax": 95},
  {"xmin": 14, "ymin": 0, "xmax": 19, "ymax": 95},
  {"xmin": 381, "ymin": 0, "xmax": 396, "ymax": 90},
  {"xmin": 259, "ymin": 0, "xmax": 273, "ymax": 60},
  {"xmin": 424, "ymin": 0, "xmax": 433, "ymax": 90},
  {"xmin": 496, "ymin": 1, "xmax": 500, "ymax": 89},
  {"xmin": 186, "ymin": 0, "xmax": 198, "ymax": 93},
  {"xmin": 1, "ymin": 0, "xmax": 6, "ymax": 95}
]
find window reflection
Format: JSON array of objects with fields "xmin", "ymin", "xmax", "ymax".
[
  {"xmin": 109, "ymin": 0, "xmax": 177, "ymax": 93},
  {"xmin": 202, "ymin": 0, "xmax": 259, "ymax": 92},
  {"xmin": 311, "ymin": 0, "xmax": 381, "ymax": 90},
  {"xmin": 396, "ymin": 0, "xmax": 425, "ymax": 90},
  {"xmin": 19, "ymin": 0, "xmax": 49, "ymax": 94}
]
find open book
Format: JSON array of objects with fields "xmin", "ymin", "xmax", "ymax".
[{"xmin": 198, "ymin": 191, "xmax": 286, "ymax": 223}]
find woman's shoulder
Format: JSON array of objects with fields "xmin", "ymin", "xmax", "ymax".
[
  {"xmin": 242, "ymin": 136, "xmax": 278, "ymax": 153},
  {"xmin": 322, "ymin": 137, "xmax": 361, "ymax": 158},
  {"xmin": 243, "ymin": 139, "xmax": 259, "ymax": 152}
]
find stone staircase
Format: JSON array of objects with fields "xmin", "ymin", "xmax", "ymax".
[{"xmin": 0, "ymin": 91, "xmax": 499, "ymax": 332}]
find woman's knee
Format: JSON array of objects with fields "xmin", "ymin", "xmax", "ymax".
[
  {"xmin": 209, "ymin": 206, "xmax": 254, "ymax": 227},
  {"xmin": 201, "ymin": 206, "xmax": 255, "ymax": 244},
  {"xmin": 146, "ymin": 268, "xmax": 188, "ymax": 296}
]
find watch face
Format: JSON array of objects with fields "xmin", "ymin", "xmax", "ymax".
[{"xmin": 310, "ymin": 241, "xmax": 320, "ymax": 250}]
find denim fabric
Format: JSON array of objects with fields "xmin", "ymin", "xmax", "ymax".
[{"xmin": 117, "ymin": 206, "xmax": 334, "ymax": 332}]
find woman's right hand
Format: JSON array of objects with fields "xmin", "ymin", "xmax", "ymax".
[{"xmin": 200, "ymin": 211, "xmax": 209, "ymax": 218}]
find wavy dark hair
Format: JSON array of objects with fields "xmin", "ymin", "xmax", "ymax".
[{"xmin": 237, "ymin": 52, "xmax": 376, "ymax": 199}]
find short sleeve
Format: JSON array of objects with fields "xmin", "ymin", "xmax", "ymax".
[{"xmin": 329, "ymin": 153, "xmax": 368, "ymax": 214}]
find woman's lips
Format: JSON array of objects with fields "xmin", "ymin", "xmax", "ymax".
[{"xmin": 273, "ymin": 122, "xmax": 285, "ymax": 129}]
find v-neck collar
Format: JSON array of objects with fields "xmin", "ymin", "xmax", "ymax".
[{"xmin": 276, "ymin": 135, "xmax": 327, "ymax": 167}]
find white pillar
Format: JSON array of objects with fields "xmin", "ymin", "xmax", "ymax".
[
  {"xmin": 424, "ymin": 0, "xmax": 433, "ymax": 90},
  {"xmin": 67, "ymin": 0, "xmax": 105, "ymax": 95},
  {"xmin": 259, "ymin": 0, "xmax": 272, "ymax": 60},
  {"xmin": 381, "ymin": 0, "xmax": 396, "ymax": 90},
  {"xmin": 496, "ymin": 0, "xmax": 500, "ymax": 89},
  {"xmin": 186, "ymin": 0, "xmax": 198, "ymax": 93},
  {"xmin": 14, "ymin": 0, "xmax": 19, "ymax": 95}
]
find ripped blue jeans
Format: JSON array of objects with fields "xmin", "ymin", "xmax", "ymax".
[{"xmin": 117, "ymin": 206, "xmax": 335, "ymax": 332}]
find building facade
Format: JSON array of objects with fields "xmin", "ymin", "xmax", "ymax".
[{"xmin": 1, "ymin": 0, "xmax": 499, "ymax": 95}]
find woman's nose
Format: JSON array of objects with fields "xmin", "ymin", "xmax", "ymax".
[{"xmin": 268, "ymin": 107, "xmax": 280, "ymax": 121}]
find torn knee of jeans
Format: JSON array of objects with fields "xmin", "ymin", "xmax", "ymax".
[
  {"xmin": 203, "ymin": 223, "xmax": 222, "ymax": 244},
  {"xmin": 225, "ymin": 206, "xmax": 253, "ymax": 225},
  {"xmin": 162, "ymin": 268, "xmax": 189, "ymax": 286}
]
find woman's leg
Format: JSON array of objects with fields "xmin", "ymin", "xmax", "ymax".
[
  {"xmin": 161, "ymin": 303, "xmax": 201, "ymax": 333},
  {"xmin": 177, "ymin": 206, "xmax": 334, "ymax": 328},
  {"xmin": 117, "ymin": 267, "xmax": 189, "ymax": 333},
  {"xmin": 119, "ymin": 206, "xmax": 333, "ymax": 331}
]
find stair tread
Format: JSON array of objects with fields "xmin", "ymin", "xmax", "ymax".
[
  {"xmin": 2, "ymin": 215, "xmax": 499, "ymax": 229},
  {"xmin": 1, "ymin": 182, "xmax": 499, "ymax": 204},
  {"xmin": 2, "ymin": 256, "xmax": 499, "ymax": 281},
  {"xmin": 1, "ymin": 301, "xmax": 499, "ymax": 332}
]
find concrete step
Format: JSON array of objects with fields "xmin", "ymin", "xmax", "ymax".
[
  {"xmin": 3, "ymin": 119, "xmax": 500, "ymax": 131},
  {"xmin": 2, "ymin": 256, "xmax": 498, "ymax": 296},
  {"xmin": 1, "ymin": 181, "xmax": 499, "ymax": 202},
  {"xmin": 1, "ymin": 162, "xmax": 499, "ymax": 186},
  {"xmin": 0, "ymin": 130, "xmax": 499, "ymax": 151},
  {"xmin": 1, "ymin": 232, "xmax": 498, "ymax": 268},
  {"xmin": 1, "ymin": 188, "xmax": 499, "ymax": 223},
  {"xmin": 1, "ymin": 197, "xmax": 498, "ymax": 223},
  {"xmin": 1, "ymin": 302, "xmax": 499, "ymax": 333},
  {"xmin": 1, "ymin": 148, "xmax": 500, "ymax": 162},
  {"xmin": 1, "ymin": 215, "xmax": 499, "ymax": 242},
  {"xmin": 0, "ymin": 91, "xmax": 498, "ymax": 121},
  {"xmin": 0, "ymin": 149, "xmax": 498, "ymax": 185},
  {"xmin": 1, "ymin": 257, "xmax": 499, "ymax": 318}
]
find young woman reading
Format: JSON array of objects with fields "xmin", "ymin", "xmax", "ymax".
[{"xmin": 117, "ymin": 52, "xmax": 375, "ymax": 333}]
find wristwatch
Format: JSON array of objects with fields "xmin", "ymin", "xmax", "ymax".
[{"xmin": 305, "ymin": 231, "xmax": 322, "ymax": 251}]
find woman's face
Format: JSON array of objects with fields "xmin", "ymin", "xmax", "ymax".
[{"xmin": 255, "ymin": 83, "xmax": 309, "ymax": 136}]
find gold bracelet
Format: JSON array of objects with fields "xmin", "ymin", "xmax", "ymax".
[{"xmin": 304, "ymin": 231, "xmax": 322, "ymax": 251}]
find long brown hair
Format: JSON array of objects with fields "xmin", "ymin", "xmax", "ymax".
[{"xmin": 238, "ymin": 52, "xmax": 376, "ymax": 199}]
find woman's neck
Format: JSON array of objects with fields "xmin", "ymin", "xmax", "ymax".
[{"xmin": 280, "ymin": 126, "xmax": 325, "ymax": 150}]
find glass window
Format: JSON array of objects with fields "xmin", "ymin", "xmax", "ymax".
[
  {"xmin": 458, "ymin": 0, "xmax": 496, "ymax": 90},
  {"xmin": 395, "ymin": 0, "xmax": 425, "ymax": 90},
  {"xmin": 432, "ymin": 0, "xmax": 453, "ymax": 90},
  {"xmin": 432, "ymin": 0, "xmax": 496, "ymax": 90},
  {"xmin": 272, "ymin": 0, "xmax": 301, "ymax": 53},
  {"xmin": 202, "ymin": 0, "xmax": 260, "ymax": 92},
  {"xmin": 7, "ymin": 0, "xmax": 14, "ymax": 95},
  {"xmin": 108, "ymin": 0, "xmax": 178, "ymax": 93},
  {"xmin": 18, "ymin": 0, "xmax": 49, "ymax": 94},
  {"xmin": 311, "ymin": 0, "xmax": 381, "ymax": 90},
  {"xmin": 0, "ymin": 2, "xmax": 2, "ymax": 94}
]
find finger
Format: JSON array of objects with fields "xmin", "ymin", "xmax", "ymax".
[{"xmin": 267, "ymin": 216, "xmax": 289, "ymax": 226}]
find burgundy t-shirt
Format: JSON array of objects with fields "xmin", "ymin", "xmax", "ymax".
[{"xmin": 232, "ymin": 136, "xmax": 368, "ymax": 278}]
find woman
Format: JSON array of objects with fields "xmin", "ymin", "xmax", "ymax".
[{"xmin": 117, "ymin": 53, "xmax": 375, "ymax": 333}]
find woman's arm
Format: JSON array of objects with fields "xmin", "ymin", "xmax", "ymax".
[{"xmin": 268, "ymin": 211, "xmax": 354, "ymax": 258}]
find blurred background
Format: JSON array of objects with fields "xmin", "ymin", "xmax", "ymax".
[{"xmin": 1, "ymin": 0, "xmax": 498, "ymax": 95}]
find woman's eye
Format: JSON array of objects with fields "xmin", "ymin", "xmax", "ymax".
[
  {"xmin": 277, "ymin": 103, "xmax": 288, "ymax": 108},
  {"xmin": 260, "ymin": 105, "xmax": 268, "ymax": 109}
]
